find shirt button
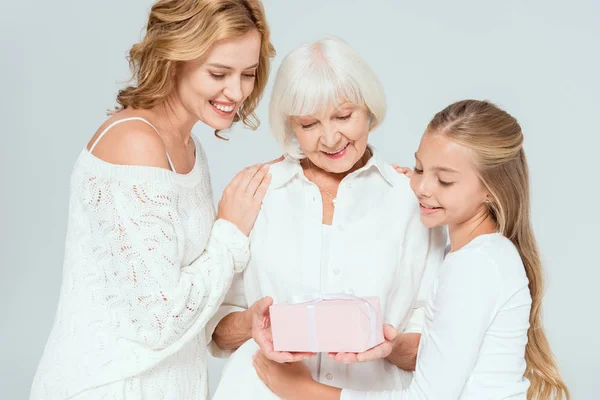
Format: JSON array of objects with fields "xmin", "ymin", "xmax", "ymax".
[
  {"xmin": 325, "ymin": 373, "xmax": 333, "ymax": 380},
  {"xmin": 333, "ymin": 268, "xmax": 340, "ymax": 276},
  {"xmin": 338, "ymin": 225, "xmax": 345, "ymax": 231}
]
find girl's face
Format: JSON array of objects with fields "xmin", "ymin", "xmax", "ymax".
[{"xmin": 410, "ymin": 131, "xmax": 490, "ymax": 229}]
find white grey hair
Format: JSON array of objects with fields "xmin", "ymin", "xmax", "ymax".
[{"xmin": 268, "ymin": 36, "xmax": 387, "ymax": 158}]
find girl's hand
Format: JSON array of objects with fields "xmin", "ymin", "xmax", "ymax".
[
  {"xmin": 253, "ymin": 350, "xmax": 314, "ymax": 400},
  {"xmin": 392, "ymin": 164, "xmax": 412, "ymax": 177}
]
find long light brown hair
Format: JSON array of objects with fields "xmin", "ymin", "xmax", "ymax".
[
  {"xmin": 428, "ymin": 100, "xmax": 569, "ymax": 400},
  {"xmin": 115, "ymin": 0, "xmax": 275, "ymax": 132}
]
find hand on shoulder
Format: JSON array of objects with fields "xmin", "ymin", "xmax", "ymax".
[{"xmin": 266, "ymin": 155, "xmax": 285, "ymax": 165}]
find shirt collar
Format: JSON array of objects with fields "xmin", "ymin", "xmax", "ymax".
[
  {"xmin": 358, "ymin": 145, "xmax": 397, "ymax": 187},
  {"xmin": 269, "ymin": 145, "xmax": 397, "ymax": 189},
  {"xmin": 269, "ymin": 155, "xmax": 304, "ymax": 189}
]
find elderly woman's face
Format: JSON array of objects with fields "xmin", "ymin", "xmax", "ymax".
[{"xmin": 289, "ymin": 102, "xmax": 370, "ymax": 173}]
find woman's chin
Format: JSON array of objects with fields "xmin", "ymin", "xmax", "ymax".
[{"xmin": 312, "ymin": 153, "xmax": 363, "ymax": 174}]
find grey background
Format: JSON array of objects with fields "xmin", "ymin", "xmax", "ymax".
[{"xmin": 1, "ymin": 0, "xmax": 598, "ymax": 398}]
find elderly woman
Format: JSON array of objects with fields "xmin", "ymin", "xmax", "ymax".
[{"xmin": 205, "ymin": 37, "xmax": 446, "ymax": 398}]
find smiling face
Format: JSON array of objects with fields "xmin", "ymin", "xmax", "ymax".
[
  {"xmin": 172, "ymin": 29, "xmax": 261, "ymax": 130},
  {"xmin": 289, "ymin": 102, "xmax": 371, "ymax": 174},
  {"xmin": 410, "ymin": 131, "xmax": 491, "ymax": 229}
]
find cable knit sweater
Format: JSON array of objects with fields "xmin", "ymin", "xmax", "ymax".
[{"xmin": 30, "ymin": 135, "xmax": 249, "ymax": 400}]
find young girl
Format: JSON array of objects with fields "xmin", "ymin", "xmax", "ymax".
[{"xmin": 252, "ymin": 100, "xmax": 570, "ymax": 400}]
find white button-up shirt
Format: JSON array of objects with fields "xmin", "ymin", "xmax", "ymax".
[{"xmin": 207, "ymin": 148, "xmax": 446, "ymax": 399}]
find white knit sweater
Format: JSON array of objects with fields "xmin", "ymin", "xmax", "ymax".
[{"xmin": 31, "ymin": 135, "xmax": 249, "ymax": 399}]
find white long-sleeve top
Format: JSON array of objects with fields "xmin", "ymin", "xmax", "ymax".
[
  {"xmin": 207, "ymin": 149, "xmax": 447, "ymax": 399},
  {"xmin": 30, "ymin": 135, "xmax": 249, "ymax": 400},
  {"xmin": 342, "ymin": 233, "xmax": 532, "ymax": 400}
]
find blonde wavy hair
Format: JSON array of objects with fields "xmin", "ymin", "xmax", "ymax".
[
  {"xmin": 114, "ymin": 0, "xmax": 275, "ymax": 133},
  {"xmin": 428, "ymin": 100, "xmax": 569, "ymax": 400}
]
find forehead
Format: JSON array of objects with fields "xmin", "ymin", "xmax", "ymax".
[
  {"xmin": 203, "ymin": 29, "xmax": 261, "ymax": 67},
  {"xmin": 279, "ymin": 63, "xmax": 366, "ymax": 118},
  {"xmin": 417, "ymin": 132, "xmax": 478, "ymax": 172},
  {"xmin": 291, "ymin": 101, "xmax": 360, "ymax": 119}
]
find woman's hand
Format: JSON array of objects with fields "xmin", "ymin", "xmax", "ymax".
[
  {"xmin": 328, "ymin": 324, "xmax": 398, "ymax": 363},
  {"xmin": 217, "ymin": 164, "xmax": 271, "ymax": 236},
  {"xmin": 250, "ymin": 297, "xmax": 316, "ymax": 363}
]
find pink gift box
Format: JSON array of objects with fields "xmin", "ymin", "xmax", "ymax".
[{"xmin": 270, "ymin": 296, "xmax": 384, "ymax": 353}]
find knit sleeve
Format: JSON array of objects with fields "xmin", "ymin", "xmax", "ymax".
[{"xmin": 83, "ymin": 175, "xmax": 249, "ymax": 350}]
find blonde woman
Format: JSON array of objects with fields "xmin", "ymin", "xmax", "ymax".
[
  {"xmin": 253, "ymin": 100, "xmax": 570, "ymax": 400},
  {"xmin": 30, "ymin": 1, "xmax": 275, "ymax": 399}
]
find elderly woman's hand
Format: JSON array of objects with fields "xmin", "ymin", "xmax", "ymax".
[
  {"xmin": 327, "ymin": 324, "xmax": 398, "ymax": 363},
  {"xmin": 250, "ymin": 297, "xmax": 316, "ymax": 363}
]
